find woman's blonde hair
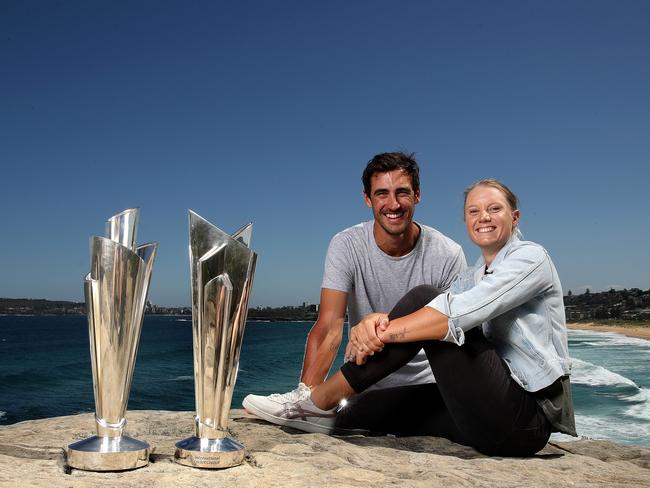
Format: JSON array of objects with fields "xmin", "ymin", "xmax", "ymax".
[{"xmin": 463, "ymin": 178, "xmax": 519, "ymax": 213}]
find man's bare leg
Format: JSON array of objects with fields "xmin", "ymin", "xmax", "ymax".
[{"xmin": 310, "ymin": 371, "xmax": 356, "ymax": 410}]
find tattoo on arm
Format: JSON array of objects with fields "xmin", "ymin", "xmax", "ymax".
[
  {"xmin": 388, "ymin": 328, "xmax": 407, "ymax": 342},
  {"xmin": 329, "ymin": 343, "xmax": 339, "ymax": 352}
]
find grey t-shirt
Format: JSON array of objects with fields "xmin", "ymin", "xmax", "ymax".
[{"xmin": 322, "ymin": 220, "xmax": 466, "ymax": 389}]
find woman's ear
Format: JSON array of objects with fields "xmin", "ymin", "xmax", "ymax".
[{"xmin": 512, "ymin": 209, "xmax": 521, "ymax": 229}]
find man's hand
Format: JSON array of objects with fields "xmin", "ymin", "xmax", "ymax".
[
  {"xmin": 344, "ymin": 341, "xmax": 371, "ymax": 365},
  {"xmin": 349, "ymin": 313, "xmax": 389, "ymax": 359}
]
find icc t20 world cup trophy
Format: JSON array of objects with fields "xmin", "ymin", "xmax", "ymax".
[
  {"xmin": 174, "ymin": 210, "xmax": 257, "ymax": 468},
  {"xmin": 66, "ymin": 208, "xmax": 157, "ymax": 471}
]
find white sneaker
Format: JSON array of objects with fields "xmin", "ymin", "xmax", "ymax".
[{"xmin": 243, "ymin": 384, "xmax": 337, "ymax": 434}]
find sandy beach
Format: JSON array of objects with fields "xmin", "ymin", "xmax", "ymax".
[{"xmin": 567, "ymin": 322, "xmax": 650, "ymax": 341}]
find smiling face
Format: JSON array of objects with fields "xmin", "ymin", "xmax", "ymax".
[
  {"xmin": 364, "ymin": 169, "xmax": 420, "ymax": 239},
  {"xmin": 464, "ymin": 184, "xmax": 520, "ymax": 263}
]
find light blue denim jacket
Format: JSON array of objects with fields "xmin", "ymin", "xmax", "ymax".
[{"xmin": 427, "ymin": 235, "xmax": 571, "ymax": 392}]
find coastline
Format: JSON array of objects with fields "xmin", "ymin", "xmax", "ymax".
[{"xmin": 567, "ymin": 322, "xmax": 650, "ymax": 341}]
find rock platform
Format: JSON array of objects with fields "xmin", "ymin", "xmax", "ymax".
[{"xmin": 1, "ymin": 410, "xmax": 649, "ymax": 487}]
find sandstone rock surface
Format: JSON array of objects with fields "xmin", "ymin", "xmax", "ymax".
[{"xmin": 1, "ymin": 409, "xmax": 648, "ymax": 487}]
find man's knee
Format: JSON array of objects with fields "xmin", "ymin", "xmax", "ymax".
[
  {"xmin": 389, "ymin": 285, "xmax": 442, "ymax": 319},
  {"xmin": 409, "ymin": 284, "xmax": 442, "ymax": 305}
]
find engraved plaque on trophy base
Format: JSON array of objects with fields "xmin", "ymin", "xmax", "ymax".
[{"xmin": 174, "ymin": 435, "xmax": 245, "ymax": 468}]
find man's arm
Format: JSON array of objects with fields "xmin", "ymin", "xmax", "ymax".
[{"xmin": 299, "ymin": 288, "xmax": 348, "ymax": 387}]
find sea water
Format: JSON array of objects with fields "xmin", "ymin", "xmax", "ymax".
[
  {"xmin": 0, "ymin": 316, "xmax": 648, "ymax": 446},
  {"xmin": 0, "ymin": 316, "xmax": 336, "ymax": 424},
  {"xmin": 551, "ymin": 329, "xmax": 650, "ymax": 445}
]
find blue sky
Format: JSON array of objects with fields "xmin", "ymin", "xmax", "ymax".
[{"xmin": 1, "ymin": 1, "xmax": 648, "ymax": 307}]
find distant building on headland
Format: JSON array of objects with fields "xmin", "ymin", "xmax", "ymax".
[
  {"xmin": 563, "ymin": 287, "xmax": 650, "ymax": 321},
  {"xmin": 247, "ymin": 302, "xmax": 319, "ymax": 322}
]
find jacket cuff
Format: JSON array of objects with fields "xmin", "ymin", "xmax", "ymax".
[{"xmin": 427, "ymin": 294, "xmax": 465, "ymax": 346}]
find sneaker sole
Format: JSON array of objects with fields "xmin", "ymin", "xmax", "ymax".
[{"xmin": 242, "ymin": 397, "xmax": 333, "ymax": 435}]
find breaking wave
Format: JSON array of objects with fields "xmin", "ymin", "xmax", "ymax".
[
  {"xmin": 552, "ymin": 412, "xmax": 650, "ymax": 444},
  {"xmin": 570, "ymin": 357, "xmax": 638, "ymax": 388},
  {"xmin": 624, "ymin": 388, "xmax": 650, "ymax": 421}
]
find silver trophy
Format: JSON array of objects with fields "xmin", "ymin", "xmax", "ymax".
[
  {"xmin": 66, "ymin": 208, "xmax": 157, "ymax": 471},
  {"xmin": 174, "ymin": 210, "xmax": 257, "ymax": 468}
]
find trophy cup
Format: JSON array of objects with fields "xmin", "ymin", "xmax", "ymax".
[
  {"xmin": 174, "ymin": 210, "xmax": 257, "ymax": 468},
  {"xmin": 66, "ymin": 208, "xmax": 157, "ymax": 471}
]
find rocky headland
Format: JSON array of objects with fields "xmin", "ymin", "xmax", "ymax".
[{"xmin": 0, "ymin": 410, "xmax": 648, "ymax": 487}]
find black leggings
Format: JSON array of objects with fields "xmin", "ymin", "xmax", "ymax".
[{"xmin": 336, "ymin": 285, "xmax": 551, "ymax": 456}]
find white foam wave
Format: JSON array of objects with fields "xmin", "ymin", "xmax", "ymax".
[
  {"xmin": 175, "ymin": 318, "xmax": 191, "ymax": 322},
  {"xmin": 569, "ymin": 329, "xmax": 650, "ymax": 348},
  {"xmin": 552, "ymin": 413, "xmax": 650, "ymax": 445},
  {"xmin": 549, "ymin": 432, "xmax": 579, "ymax": 443},
  {"xmin": 580, "ymin": 341, "xmax": 612, "ymax": 347},
  {"xmin": 170, "ymin": 375, "xmax": 193, "ymax": 381},
  {"xmin": 624, "ymin": 388, "xmax": 650, "ymax": 421},
  {"xmin": 570, "ymin": 358, "xmax": 638, "ymax": 388},
  {"xmin": 0, "ymin": 411, "xmax": 5, "ymax": 420}
]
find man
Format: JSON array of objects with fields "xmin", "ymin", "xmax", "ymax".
[{"xmin": 243, "ymin": 152, "xmax": 466, "ymax": 432}]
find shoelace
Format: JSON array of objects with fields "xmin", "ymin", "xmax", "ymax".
[{"xmin": 268, "ymin": 383, "xmax": 310, "ymax": 403}]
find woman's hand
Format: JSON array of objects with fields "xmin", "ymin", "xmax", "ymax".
[
  {"xmin": 349, "ymin": 313, "xmax": 389, "ymax": 358},
  {"xmin": 376, "ymin": 307, "xmax": 449, "ymax": 344}
]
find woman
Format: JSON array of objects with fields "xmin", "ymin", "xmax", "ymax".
[{"xmin": 256, "ymin": 179, "xmax": 577, "ymax": 456}]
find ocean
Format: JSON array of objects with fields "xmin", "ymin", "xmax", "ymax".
[{"xmin": 0, "ymin": 315, "xmax": 648, "ymax": 446}]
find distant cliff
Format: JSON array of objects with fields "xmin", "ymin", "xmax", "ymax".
[
  {"xmin": 3, "ymin": 287, "xmax": 650, "ymax": 323},
  {"xmin": 564, "ymin": 287, "xmax": 650, "ymax": 321},
  {"xmin": 0, "ymin": 297, "xmax": 85, "ymax": 315}
]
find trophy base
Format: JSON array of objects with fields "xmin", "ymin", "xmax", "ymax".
[
  {"xmin": 66, "ymin": 435, "xmax": 150, "ymax": 471},
  {"xmin": 174, "ymin": 436, "xmax": 245, "ymax": 468}
]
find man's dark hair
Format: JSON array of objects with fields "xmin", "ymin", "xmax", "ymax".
[{"xmin": 362, "ymin": 151, "xmax": 420, "ymax": 196}]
